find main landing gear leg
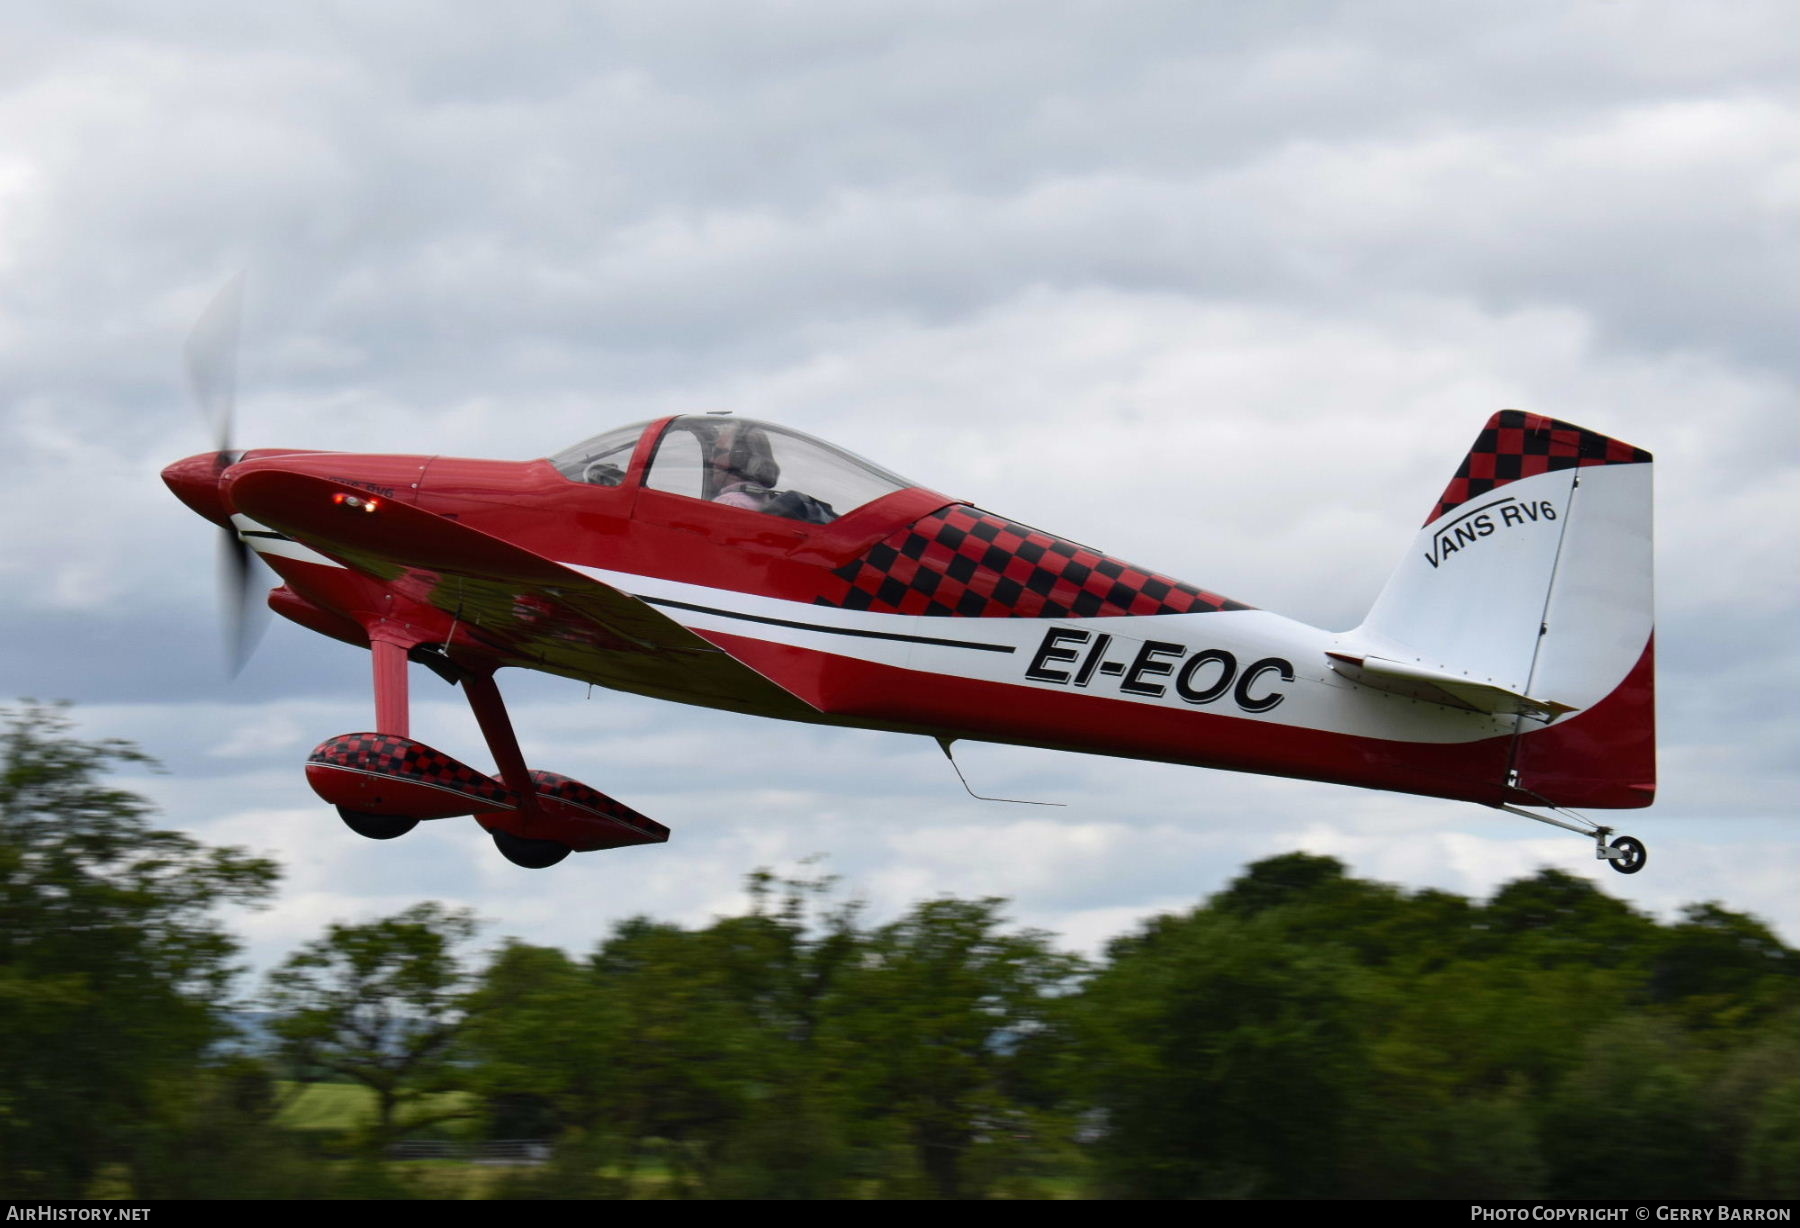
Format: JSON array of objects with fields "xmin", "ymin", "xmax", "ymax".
[
  {"xmin": 309, "ymin": 641, "xmax": 664, "ymax": 865},
  {"xmin": 1493, "ymin": 802, "xmax": 1647, "ymax": 875},
  {"xmin": 462, "ymin": 670, "xmax": 570, "ymax": 868},
  {"xmin": 334, "ymin": 633, "xmax": 421, "ymax": 841},
  {"xmin": 371, "ymin": 634, "xmax": 410, "ymax": 739}
]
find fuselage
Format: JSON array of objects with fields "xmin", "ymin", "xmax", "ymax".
[{"xmin": 164, "ymin": 413, "xmax": 1645, "ymax": 813}]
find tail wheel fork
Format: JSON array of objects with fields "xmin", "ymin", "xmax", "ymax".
[{"xmin": 1493, "ymin": 802, "xmax": 1647, "ymax": 875}]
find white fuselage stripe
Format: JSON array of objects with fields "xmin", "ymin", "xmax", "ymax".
[
  {"xmin": 232, "ymin": 514, "xmax": 345, "ymax": 568},
  {"xmin": 570, "ymin": 563, "xmax": 1516, "ymax": 746}
]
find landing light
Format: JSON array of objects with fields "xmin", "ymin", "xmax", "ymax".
[{"xmin": 333, "ymin": 492, "xmax": 380, "ymax": 513}]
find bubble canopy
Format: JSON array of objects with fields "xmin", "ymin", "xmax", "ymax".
[{"xmin": 551, "ymin": 416, "xmax": 917, "ymax": 524}]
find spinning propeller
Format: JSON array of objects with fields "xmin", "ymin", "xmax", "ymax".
[{"xmin": 180, "ymin": 273, "xmax": 268, "ymax": 674}]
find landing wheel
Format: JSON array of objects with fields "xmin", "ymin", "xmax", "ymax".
[
  {"xmin": 491, "ymin": 828, "xmax": 571, "ymax": 869},
  {"xmin": 1607, "ymin": 836, "xmax": 1647, "ymax": 875},
  {"xmin": 337, "ymin": 807, "xmax": 419, "ymax": 841}
]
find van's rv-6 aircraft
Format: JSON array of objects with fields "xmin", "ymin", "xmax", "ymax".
[{"xmin": 164, "ymin": 313, "xmax": 1653, "ymax": 872}]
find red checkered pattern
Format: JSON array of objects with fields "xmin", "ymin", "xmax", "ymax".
[
  {"xmin": 1425, "ymin": 410, "xmax": 1652, "ymax": 526},
  {"xmin": 527, "ymin": 770, "xmax": 667, "ymax": 837},
  {"xmin": 307, "ymin": 733, "xmax": 513, "ymax": 805},
  {"xmin": 816, "ymin": 505, "xmax": 1250, "ymax": 619}
]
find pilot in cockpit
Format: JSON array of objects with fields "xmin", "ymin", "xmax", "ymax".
[
  {"xmin": 708, "ymin": 423, "xmax": 838, "ymax": 524},
  {"xmin": 710, "ymin": 422, "xmax": 780, "ymax": 512},
  {"xmin": 552, "ymin": 414, "xmax": 904, "ymax": 524}
]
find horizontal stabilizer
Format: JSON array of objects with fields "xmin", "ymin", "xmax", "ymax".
[{"xmin": 1325, "ymin": 652, "xmax": 1576, "ymax": 723}]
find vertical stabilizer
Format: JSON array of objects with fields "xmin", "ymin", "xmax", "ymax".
[{"xmin": 1354, "ymin": 411, "xmax": 1655, "ymax": 808}]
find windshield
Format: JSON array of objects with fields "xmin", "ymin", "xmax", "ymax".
[
  {"xmin": 550, "ymin": 420, "xmax": 653, "ymax": 486},
  {"xmin": 644, "ymin": 417, "xmax": 914, "ymax": 524}
]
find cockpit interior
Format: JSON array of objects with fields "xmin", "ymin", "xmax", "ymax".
[{"xmin": 551, "ymin": 416, "xmax": 917, "ymax": 525}]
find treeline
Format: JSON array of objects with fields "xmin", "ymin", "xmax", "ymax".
[{"xmin": 3, "ymin": 702, "xmax": 1797, "ymax": 1199}]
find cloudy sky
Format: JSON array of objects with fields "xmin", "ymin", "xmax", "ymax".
[{"xmin": 2, "ymin": 1, "xmax": 1795, "ymax": 974}]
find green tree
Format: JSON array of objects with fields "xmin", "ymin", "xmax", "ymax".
[
  {"xmin": 1541, "ymin": 1016, "xmax": 1718, "ymax": 1199},
  {"xmin": 1707, "ymin": 1014, "xmax": 1800, "ymax": 1197},
  {"xmin": 821, "ymin": 897, "xmax": 1086, "ymax": 1199},
  {"xmin": 126, "ymin": 1055, "xmax": 326, "ymax": 1199},
  {"xmin": 1081, "ymin": 905, "xmax": 1364, "ymax": 1198},
  {"xmin": 685, "ymin": 871, "xmax": 864, "ymax": 1199},
  {"xmin": 1075, "ymin": 852, "xmax": 1800, "ymax": 1200},
  {"xmin": 1735, "ymin": 1053, "xmax": 1800, "ymax": 1198},
  {"xmin": 1212, "ymin": 850, "xmax": 1351, "ymax": 917},
  {"xmin": 582, "ymin": 915, "xmax": 776, "ymax": 1194},
  {"xmin": 466, "ymin": 870, "xmax": 864, "ymax": 1198},
  {"xmin": 466, "ymin": 940, "xmax": 619, "ymax": 1141},
  {"xmin": 464, "ymin": 872, "xmax": 1085, "ymax": 1199},
  {"xmin": 1647, "ymin": 903, "xmax": 1800, "ymax": 1029},
  {"xmin": 265, "ymin": 902, "xmax": 481, "ymax": 1154},
  {"xmin": 1213, "ymin": 851, "xmax": 1479, "ymax": 970},
  {"xmin": 0, "ymin": 701, "xmax": 279, "ymax": 1196},
  {"xmin": 1478, "ymin": 868, "xmax": 1660, "ymax": 968}
]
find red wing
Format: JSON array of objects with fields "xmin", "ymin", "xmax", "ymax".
[{"xmin": 228, "ymin": 469, "xmax": 821, "ymax": 717}]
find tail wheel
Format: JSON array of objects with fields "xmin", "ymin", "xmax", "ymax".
[
  {"xmin": 492, "ymin": 828, "xmax": 571, "ymax": 869},
  {"xmin": 337, "ymin": 807, "xmax": 419, "ymax": 841},
  {"xmin": 1607, "ymin": 836, "xmax": 1647, "ymax": 875}
]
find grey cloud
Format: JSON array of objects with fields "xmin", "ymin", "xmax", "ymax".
[{"xmin": 5, "ymin": 0, "xmax": 1794, "ymax": 412}]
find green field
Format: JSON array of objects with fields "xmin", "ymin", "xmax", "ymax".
[{"xmin": 276, "ymin": 1082, "xmax": 475, "ymax": 1136}]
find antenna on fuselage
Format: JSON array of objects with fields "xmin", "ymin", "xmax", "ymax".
[{"xmin": 935, "ymin": 738, "xmax": 1065, "ymax": 807}]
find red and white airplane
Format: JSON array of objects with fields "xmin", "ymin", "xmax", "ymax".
[{"xmin": 164, "ymin": 307, "xmax": 1654, "ymax": 871}]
